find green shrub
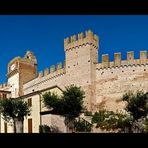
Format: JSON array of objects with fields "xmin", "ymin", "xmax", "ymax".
[
  {"xmin": 84, "ymin": 111, "xmax": 92, "ymax": 116},
  {"xmin": 39, "ymin": 125, "xmax": 61, "ymax": 133},
  {"xmin": 74, "ymin": 118, "xmax": 92, "ymax": 132},
  {"xmin": 39, "ymin": 125, "xmax": 51, "ymax": 133}
]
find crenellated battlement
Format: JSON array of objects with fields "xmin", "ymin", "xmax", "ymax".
[
  {"xmin": 38, "ymin": 61, "xmax": 65, "ymax": 79},
  {"xmin": 24, "ymin": 61, "xmax": 66, "ymax": 91},
  {"xmin": 64, "ymin": 30, "xmax": 99, "ymax": 51},
  {"xmin": 96, "ymin": 50, "xmax": 148, "ymax": 70},
  {"xmin": 0, "ymin": 82, "xmax": 10, "ymax": 89}
]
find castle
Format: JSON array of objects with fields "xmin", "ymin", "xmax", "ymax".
[{"xmin": 0, "ymin": 30, "xmax": 148, "ymax": 133}]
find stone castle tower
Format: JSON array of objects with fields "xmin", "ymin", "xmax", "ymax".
[
  {"xmin": 7, "ymin": 51, "xmax": 37, "ymax": 97},
  {"xmin": 64, "ymin": 30, "xmax": 99, "ymax": 110}
]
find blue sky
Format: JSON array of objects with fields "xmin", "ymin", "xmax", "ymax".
[{"xmin": 0, "ymin": 15, "xmax": 148, "ymax": 83}]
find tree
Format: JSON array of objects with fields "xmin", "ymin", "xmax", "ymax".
[
  {"xmin": 91, "ymin": 110, "xmax": 133, "ymax": 132},
  {"xmin": 43, "ymin": 84, "xmax": 85, "ymax": 132},
  {"xmin": 123, "ymin": 91, "xmax": 148, "ymax": 120},
  {"xmin": 91, "ymin": 91, "xmax": 148, "ymax": 133},
  {"xmin": 0, "ymin": 98, "xmax": 30, "ymax": 133},
  {"xmin": 122, "ymin": 91, "xmax": 148, "ymax": 132}
]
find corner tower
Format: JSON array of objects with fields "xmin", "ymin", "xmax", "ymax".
[
  {"xmin": 7, "ymin": 51, "xmax": 37, "ymax": 98},
  {"xmin": 64, "ymin": 30, "xmax": 99, "ymax": 111}
]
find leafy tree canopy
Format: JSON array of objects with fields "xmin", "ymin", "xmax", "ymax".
[
  {"xmin": 0, "ymin": 98, "xmax": 30, "ymax": 121},
  {"xmin": 123, "ymin": 91, "xmax": 148, "ymax": 120},
  {"xmin": 91, "ymin": 110, "xmax": 133, "ymax": 132},
  {"xmin": 43, "ymin": 85, "xmax": 85, "ymax": 120}
]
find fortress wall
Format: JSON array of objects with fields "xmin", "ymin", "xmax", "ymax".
[
  {"xmin": 23, "ymin": 67, "xmax": 66, "ymax": 95},
  {"xmin": 95, "ymin": 55, "xmax": 148, "ymax": 112},
  {"xmin": 96, "ymin": 51, "xmax": 147, "ymax": 69},
  {"xmin": 23, "ymin": 63, "xmax": 95, "ymax": 110}
]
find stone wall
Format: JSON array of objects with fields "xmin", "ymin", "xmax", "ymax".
[
  {"xmin": 41, "ymin": 114, "xmax": 66, "ymax": 133},
  {"xmin": 95, "ymin": 64, "xmax": 148, "ymax": 111}
]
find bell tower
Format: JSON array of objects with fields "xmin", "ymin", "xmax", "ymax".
[{"xmin": 7, "ymin": 50, "xmax": 37, "ymax": 98}]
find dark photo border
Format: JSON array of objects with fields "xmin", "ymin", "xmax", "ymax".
[{"xmin": 0, "ymin": 0, "xmax": 148, "ymax": 14}]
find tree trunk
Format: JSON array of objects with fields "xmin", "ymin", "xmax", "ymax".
[
  {"xmin": 64, "ymin": 118, "xmax": 75, "ymax": 133},
  {"xmin": 13, "ymin": 120, "xmax": 16, "ymax": 133},
  {"xmin": 14, "ymin": 118, "xmax": 24, "ymax": 133}
]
